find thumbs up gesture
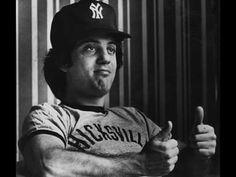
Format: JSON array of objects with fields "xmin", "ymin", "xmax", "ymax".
[
  {"xmin": 154, "ymin": 121, "xmax": 173, "ymax": 141},
  {"xmin": 190, "ymin": 106, "xmax": 217, "ymax": 158},
  {"xmin": 141, "ymin": 121, "xmax": 179, "ymax": 176}
]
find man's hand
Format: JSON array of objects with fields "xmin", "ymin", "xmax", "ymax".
[
  {"xmin": 189, "ymin": 106, "xmax": 217, "ymax": 158},
  {"xmin": 141, "ymin": 121, "xmax": 179, "ymax": 176}
]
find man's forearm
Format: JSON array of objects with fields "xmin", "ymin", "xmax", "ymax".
[{"xmin": 34, "ymin": 148, "xmax": 145, "ymax": 177}]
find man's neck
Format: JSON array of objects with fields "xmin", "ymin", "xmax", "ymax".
[{"xmin": 63, "ymin": 94, "xmax": 106, "ymax": 107}]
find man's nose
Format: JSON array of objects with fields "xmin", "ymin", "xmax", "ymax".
[{"xmin": 96, "ymin": 48, "xmax": 111, "ymax": 65}]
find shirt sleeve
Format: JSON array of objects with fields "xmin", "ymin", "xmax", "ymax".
[
  {"xmin": 18, "ymin": 103, "xmax": 71, "ymax": 153},
  {"xmin": 134, "ymin": 108, "xmax": 161, "ymax": 140}
]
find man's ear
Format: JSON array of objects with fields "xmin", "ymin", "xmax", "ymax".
[{"xmin": 59, "ymin": 64, "xmax": 69, "ymax": 72}]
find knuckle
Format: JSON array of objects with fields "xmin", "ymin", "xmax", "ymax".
[
  {"xmin": 213, "ymin": 140, "xmax": 217, "ymax": 146},
  {"xmin": 166, "ymin": 158, "xmax": 172, "ymax": 165},
  {"xmin": 206, "ymin": 150, "xmax": 214, "ymax": 156},
  {"xmin": 167, "ymin": 164, "xmax": 175, "ymax": 172},
  {"xmin": 174, "ymin": 155, "xmax": 178, "ymax": 163},
  {"xmin": 196, "ymin": 125, "xmax": 202, "ymax": 131},
  {"xmin": 205, "ymin": 125, "xmax": 215, "ymax": 133},
  {"xmin": 176, "ymin": 147, "xmax": 180, "ymax": 155},
  {"xmin": 165, "ymin": 153, "xmax": 171, "ymax": 159},
  {"xmin": 165, "ymin": 150, "xmax": 172, "ymax": 158},
  {"xmin": 196, "ymin": 141, "xmax": 201, "ymax": 147},
  {"xmin": 212, "ymin": 134, "xmax": 217, "ymax": 140},
  {"xmin": 209, "ymin": 125, "xmax": 215, "ymax": 132},
  {"xmin": 210, "ymin": 141, "xmax": 217, "ymax": 148},
  {"xmin": 172, "ymin": 139, "xmax": 178, "ymax": 146},
  {"xmin": 161, "ymin": 143, "xmax": 168, "ymax": 151},
  {"xmin": 193, "ymin": 134, "xmax": 198, "ymax": 140},
  {"xmin": 166, "ymin": 155, "xmax": 178, "ymax": 166}
]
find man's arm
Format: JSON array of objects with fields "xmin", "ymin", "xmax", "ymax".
[
  {"xmin": 22, "ymin": 132, "xmax": 181, "ymax": 177},
  {"xmin": 22, "ymin": 134, "xmax": 147, "ymax": 177}
]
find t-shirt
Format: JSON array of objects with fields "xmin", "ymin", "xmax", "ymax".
[{"xmin": 18, "ymin": 103, "xmax": 161, "ymax": 155}]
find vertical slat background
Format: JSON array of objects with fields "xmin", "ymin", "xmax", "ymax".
[
  {"xmin": 16, "ymin": 0, "xmax": 19, "ymax": 162},
  {"xmin": 18, "ymin": 0, "xmax": 32, "ymax": 161},
  {"xmin": 16, "ymin": 0, "xmax": 220, "ymax": 175}
]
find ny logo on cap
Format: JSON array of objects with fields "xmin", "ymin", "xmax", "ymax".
[{"xmin": 89, "ymin": 3, "xmax": 103, "ymax": 19}]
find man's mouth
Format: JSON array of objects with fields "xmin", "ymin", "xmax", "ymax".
[{"xmin": 94, "ymin": 69, "xmax": 111, "ymax": 76}]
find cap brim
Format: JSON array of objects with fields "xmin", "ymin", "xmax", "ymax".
[{"xmin": 81, "ymin": 28, "xmax": 131, "ymax": 42}]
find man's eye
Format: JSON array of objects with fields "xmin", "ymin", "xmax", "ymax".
[
  {"xmin": 85, "ymin": 45, "xmax": 96, "ymax": 52},
  {"xmin": 107, "ymin": 46, "xmax": 116, "ymax": 55}
]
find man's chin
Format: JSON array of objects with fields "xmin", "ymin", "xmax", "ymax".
[
  {"xmin": 94, "ymin": 80, "xmax": 112, "ymax": 95},
  {"xmin": 85, "ymin": 91, "xmax": 108, "ymax": 100},
  {"xmin": 94, "ymin": 88, "xmax": 110, "ymax": 97},
  {"xmin": 90, "ymin": 85, "xmax": 110, "ymax": 97}
]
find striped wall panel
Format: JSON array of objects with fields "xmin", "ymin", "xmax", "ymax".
[{"xmin": 16, "ymin": 0, "xmax": 220, "ymax": 174}]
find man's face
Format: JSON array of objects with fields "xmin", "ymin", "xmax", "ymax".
[{"xmin": 64, "ymin": 36, "xmax": 117, "ymax": 99}]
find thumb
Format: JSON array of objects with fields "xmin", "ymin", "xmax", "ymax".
[
  {"xmin": 194, "ymin": 106, "xmax": 204, "ymax": 125},
  {"xmin": 155, "ymin": 121, "xmax": 173, "ymax": 141}
]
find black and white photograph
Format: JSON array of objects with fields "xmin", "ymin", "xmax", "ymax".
[{"xmin": 16, "ymin": 0, "xmax": 220, "ymax": 176}]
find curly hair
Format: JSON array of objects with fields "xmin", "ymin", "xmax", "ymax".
[{"xmin": 43, "ymin": 42, "xmax": 123, "ymax": 101}]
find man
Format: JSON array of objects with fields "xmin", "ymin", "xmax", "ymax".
[{"xmin": 18, "ymin": 0, "xmax": 216, "ymax": 176}]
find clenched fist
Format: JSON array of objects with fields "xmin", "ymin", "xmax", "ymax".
[
  {"xmin": 141, "ymin": 121, "xmax": 179, "ymax": 176},
  {"xmin": 189, "ymin": 106, "xmax": 217, "ymax": 158}
]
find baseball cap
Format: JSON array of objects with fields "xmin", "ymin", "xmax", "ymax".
[{"xmin": 50, "ymin": 0, "xmax": 131, "ymax": 52}]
